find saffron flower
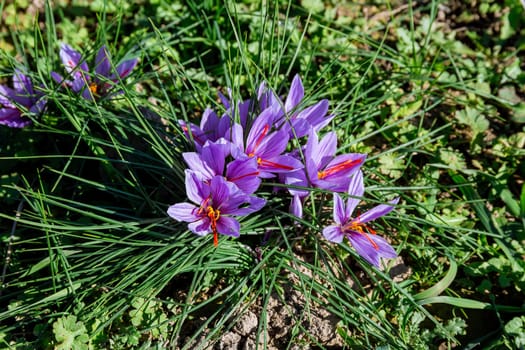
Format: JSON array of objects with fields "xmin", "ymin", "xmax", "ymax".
[
  {"xmin": 230, "ymin": 105, "xmax": 303, "ymax": 178},
  {"xmin": 0, "ymin": 70, "xmax": 46, "ymax": 128},
  {"xmin": 322, "ymin": 171, "xmax": 399, "ymax": 267},
  {"xmin": 284, "ymin": 130, "xmax": 366, "ymax": 217},
  {"xmin": 167, "ymin": 171, "xmax": 265, "ymax": 246},
  {"xmin": 183, "ymin": 139, "xmax": 261, "ymax": 195},
  {"xmin": 275, "ymin": 75, "xmax": 335, "ymax": 138},
  {"xmin": 51, "ymin": 43, "xmax": 137, "ymax": 100}
]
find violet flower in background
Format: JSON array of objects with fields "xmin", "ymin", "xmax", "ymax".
[
  {"xmin": 0, "ymin": 70, "xmax": 46, "ymax": 128},
  {"xmin": 52, "ymin": 43, "xmax": 137, "ymax": 100},
  {"xmin": 167, "ymin": 171, "xmax": 265, "ymax": 246},
  {"xmin": 179, "ymin": 108, "xmax": 233, "ymax": 150},
  {"xmin": 322, "ymin": 171, "xmax": 399, "ymax": 267}
]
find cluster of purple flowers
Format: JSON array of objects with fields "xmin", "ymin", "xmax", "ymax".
[
  {"xmin": 168, "ymin": 75, "xmax": 399, "ymax": 267},
  {"xmin": 0, "ymin": 43, "xmax": 137, "ymax": 128}
]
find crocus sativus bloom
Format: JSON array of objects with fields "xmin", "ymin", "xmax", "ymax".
[
  {"xmin": 322, "ymin": 170, "xmax": 399, "ymax": 267},
  {"xmin": 167, "ymin": 171, "xmax": 265, "ymax": 246}
]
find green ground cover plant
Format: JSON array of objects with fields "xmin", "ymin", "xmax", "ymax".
[{"xmin": 1, "ymin": 0, "xmax": 524, "ymax": 349}]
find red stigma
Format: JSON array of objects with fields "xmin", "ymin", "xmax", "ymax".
[
  {"xmin": 228, "ymin": 171, "xmax": 260, "ymax": 182},
  {"xmin": 251, "ymin": 124, "xmax": 270, "ymax": 154},
  {"xmin": 258, "ymin": 158, "xmax": 294, "ymax": 171},
  {"xmin": 318, "ymin": 158, "xmax": 363, "ymax": 180}
]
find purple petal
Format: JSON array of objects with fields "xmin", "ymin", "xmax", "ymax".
[
  {"xmin": 218, "ymin": 185, "xmax": 251, "ymax": 214},
  {"xmin": 218, "ymin": 90, "xmax": 230, "ymax": 109},
  {"xmin": 183, "ymin": 152, "xmax": 216, "ymax": 179},
  {"xmin": 347, "ymin": 233, "xmax": 381, "ymax": 267},
  {"xmin": 332, "ymin": 193, "xmax": 346, "ymax": 225},
  {"xmin": 322, "ymin": 225, "xmax": 344, "ymax": 244},
  {"xmin": 217, "ymin": 115, "xmax": 233, "ymax": 140},
  {"xmin": 95, "ymin": 45, "xmax": 111, "ymax": 77},
  {"xmin": 179, "ymin": 120, "xmax": 206, "ymax": 147},
  {"xmin": 188, "ymin": 218, "xmax": 211, "ymax": 236},
  {"xmin": 226, "ymin": 157, "xmax": 261, "ymax": 194},
  {"xmin": 81, "ymin": 86, "xmax": 95, "ymax": 100},
  {"xmin": 285, "ymin": 74, "xmax": 304, "ymax": 113},
  {"xmin": 0, "ymin": 85, "xmax": 16, "ymax": 107},
  {"xmin": 13, "ymin": 70, "xmax": 34, "ymax": 95},
  {"xmin": 348, "ymin": 233, "xmax": 397, "ymax": 267},
  {"xmin": 72, "ymin": 75, "xmax": 89, "ymax": 93},
  {"xmin": 290, "ymin": 194, "xmax": 303, "ymax": 218},
  {"xmin": 167, "ymin": 202, "xmax": 200, "ymax": 222},
  {"xmin": 216, "ymin": 216, "xmax": 241, "ymax": 237},
  {"xmin": 305, "ymin": 131, "xmax": 337, "ymax": 172},
  {"xmin": 315, "ymin": 131, "xmax": 338, "ymax": 169},
  {"xmin": 229, "ymin": 123, "xmax": 245, "ymax": 152},
  {"xmin": 60, "ymin": 43, "xmax": 88, "ymax": 74},
  {"xmin": 114, "ymin": 58, "xmax": 138, "ymax": 79},
  {"xmin": 229, "ymin": 195, "xmax": 265, "ymax": 216},
  {"xmin": 285, "ymin": 118, "xmax": 310, "ymax": 139},
  {"xmin": 318, "ymin": 153, "xmax": 366, "ymax": 182},
  {"xmin": 298, "ymin": 99, "xmax": 331, "ymax": 132},
  {"xmin": 0, "ymin": 108, "xmax": 30, "ymax": 128},
  {"xmin": 51, "ymin": 72, "xmax": 67, "ymax": 86},
  {"xmin": 245, "ymin": 107, "xmax": 275, "ymax": 155},
  {"xmin": 254, "ymin": 129, "xmax": 289, "ymax": 159},
  {"xmin": 236, "ymin": 99, "xmax": 253, "ymax": 128},
  {"xmin": 345, "ymin": 170, "xmax": 364, "ymax": 217},
  {"xmin": 258, "ymin": 82, "xmax": 280, "ymax": 111},
  {"xmin": 29, "ymin": 98, "xmax": 47, "ymax": 114},
  {"xmin": 185, "ymin": 170, "xmax": 208, "ymax": 205},
  {"xmin": 284, "ymin": 169, "xmax": 309, "ymax": 197},
  {"xmin": 200, "ymin": 140, "xmax": 230, "ymax": 176},
  {"xmin": 209, "ymin": 175, "xmax": 232, "ymax": 208},
  {"xmin": 358, "ymin": 197, "xmax": 399, "ymax": 224},
  {"xmin": 200, "ymin": 108, "xmax": 220, "ymax": 137}
]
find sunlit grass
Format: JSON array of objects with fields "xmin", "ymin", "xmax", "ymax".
[{"xmin": 1, "ymin": 0, "xmax": 525, "ymax": 349}]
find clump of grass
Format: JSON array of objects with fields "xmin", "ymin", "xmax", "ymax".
[{"xmin": 1, "ymin": 1, "xmax": 525, "ymax": 349}]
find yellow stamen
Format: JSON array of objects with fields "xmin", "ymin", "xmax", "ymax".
[
  {"xmin": 89, "ymin": 82, "xmax": 98, "ymax": 95},
  {"xmin": 344, "ymin": 220, "xmax": 379, "ymax": 250}
]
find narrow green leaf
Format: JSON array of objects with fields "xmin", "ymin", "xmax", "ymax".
[
  {"xmin": 20, "ymin": 250, "xmax": 81, "ymax": 278},
  {"xmin": 416, "ymin": 296, "xmax": 525, "ymax": 313},
  {"xmin": 501, "ymin": 188, "xmax": 521, "ymax": 218},
  {"xmin": 413, "ymin": 257, "xmax": 457, "ymax": 300}
]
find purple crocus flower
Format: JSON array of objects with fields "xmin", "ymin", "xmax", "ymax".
[
  {"xmin": 179, "ymin": 108, "xmax": 233, "ymax": 151},
  {"xmin": 230, "ymin": 105, "xmax": 303, "ymax": 178},
  {"xmin": 258, "ymin": 75, "xmax": 335, "ymax": 138},
  {"xmin": 322, "ymin": 171, "xmax": 399, "ymax": 267},
  {"xmin": 52, "ymin": 43, "xmax": 137, "ymax": 100},
  {"xmin": 167, "ymin": 171, "xmax": 265, "ymax": 246},
  {"xmin": 284, "ymin": 130, "xmax": 366, "ymax": 217},
  {"xmin": 183, "ymin": 139, "xmax": 261, "ymax": 195},
  {"xmin": 0, "ymin": 70, "xmax": 46, "ymax": 128}
]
